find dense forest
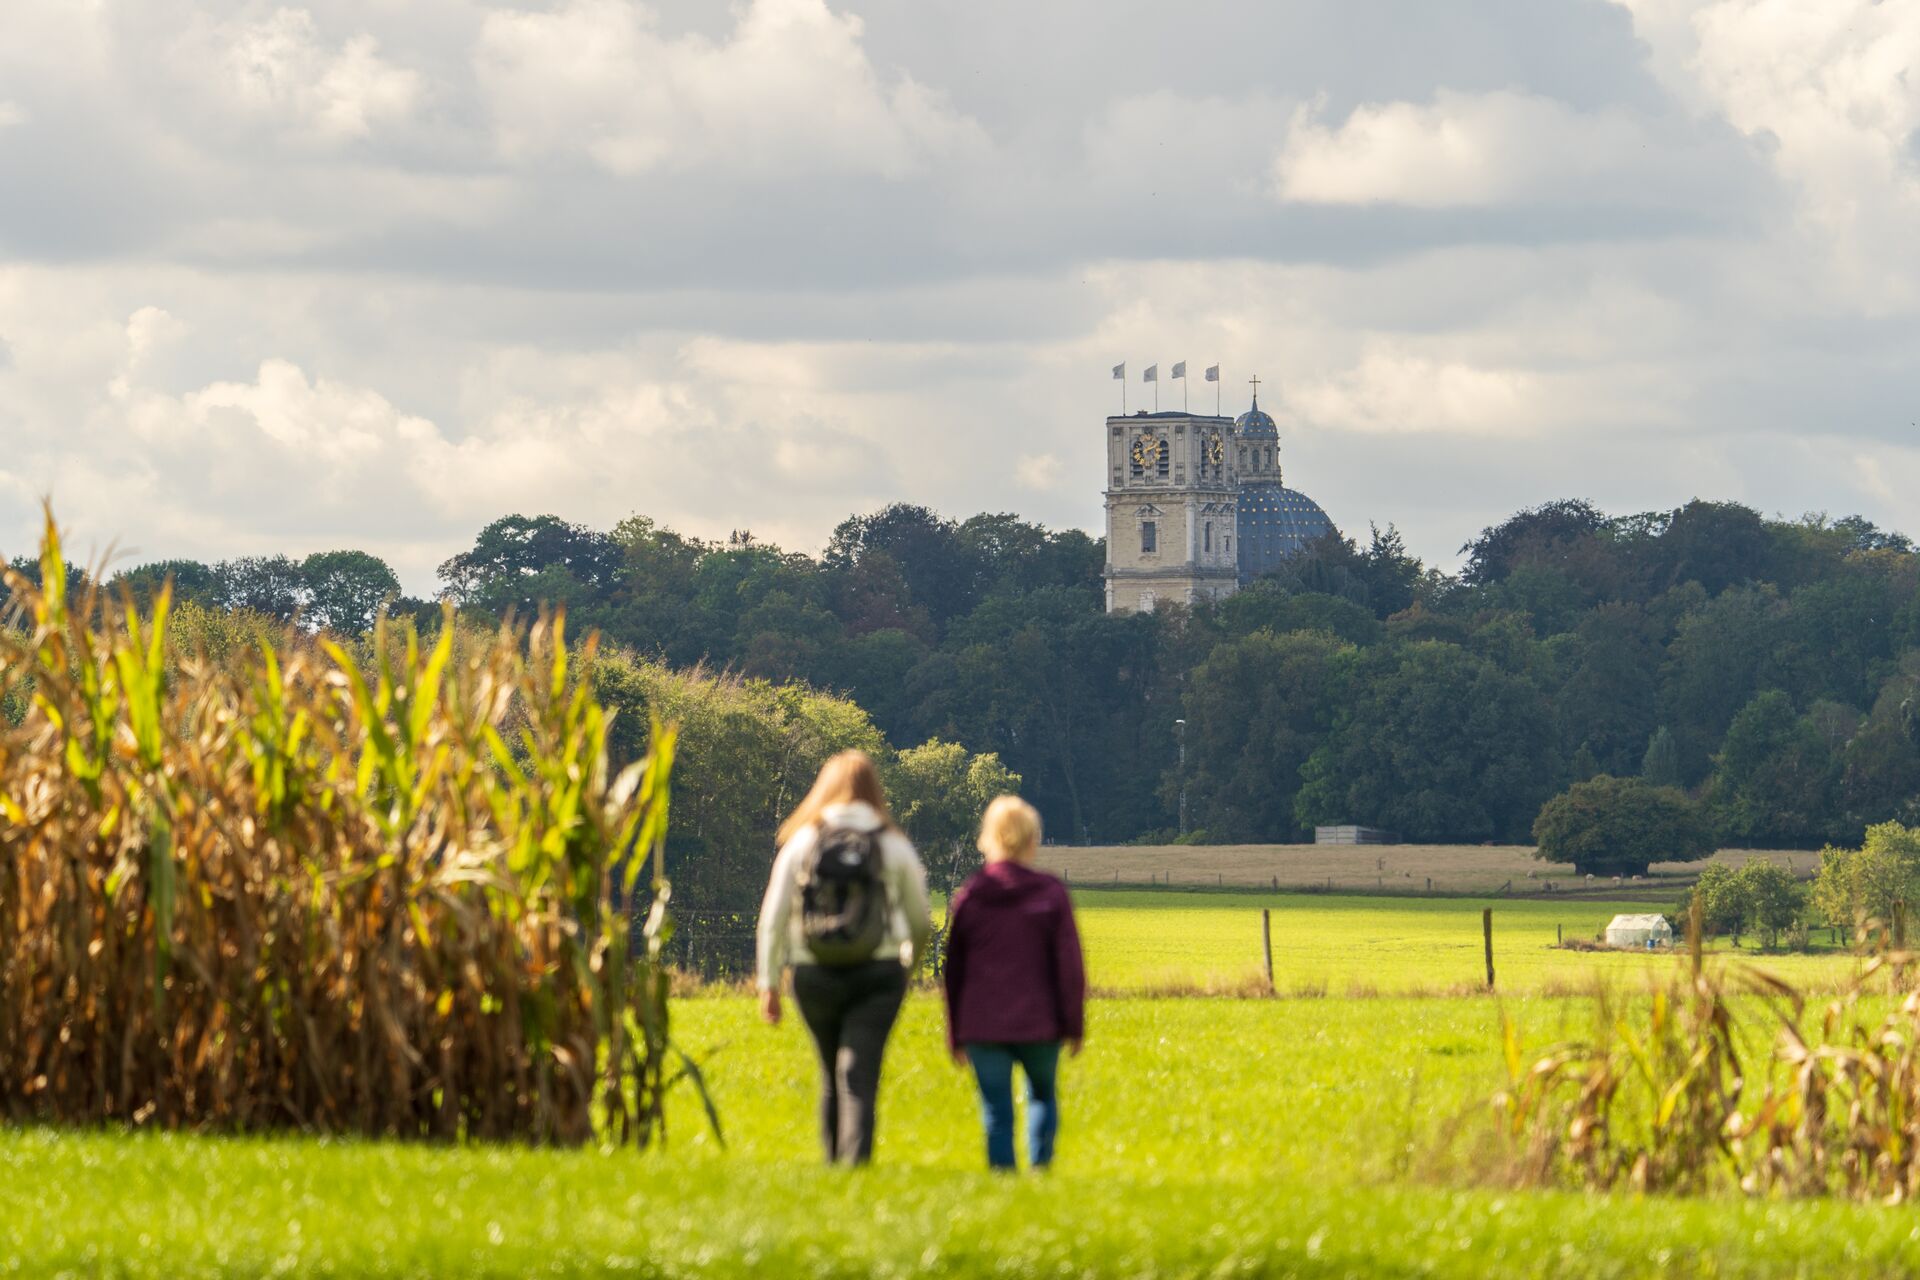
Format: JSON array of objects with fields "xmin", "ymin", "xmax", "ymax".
[{"xmin": 28, "ymin": 496, "xmax": 1920, "ymax": 858}]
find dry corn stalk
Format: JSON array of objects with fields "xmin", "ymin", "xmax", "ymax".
[
  {"xmin": 0, "ymin": 507, "xmax": 708, "ymax": 1146},
  {"xmin": 1494, "ymin": 901, "xmax": 1920, "ymax": 1201}
]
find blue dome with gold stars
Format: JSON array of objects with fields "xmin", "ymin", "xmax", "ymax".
[
  {"xmin": 1235, "ymin": 398, "xmax": 1278, "ymax": 439},
  {"xmin": 1233, "ymin": 390, "xmax": 1334, "ymax": 581},
  {"xmin": 1237, "ymin": 485, "xmax": 1335, "ymax": 582}
]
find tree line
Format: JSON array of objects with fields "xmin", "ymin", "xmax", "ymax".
[{"xmin": 28, "ymin": 494, "xmax": 1920, "ymax": 859}]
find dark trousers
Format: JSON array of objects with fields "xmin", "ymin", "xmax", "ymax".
[
  {"xmin": 965, "ymin": 1041, "xmax": 1062, "ymax": 1169},
  {"xmin": 791, "ymin": 961, "xmax": 908, "ymax": 1165}
]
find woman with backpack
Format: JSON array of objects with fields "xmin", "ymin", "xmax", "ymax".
[
  {"xmin": 756, "ymin": 750, "xmax": 931, "ymax": 1166},
  {"xmin": 943, "ymin": 795, "xmax": 1086, "ymax": 1171}
]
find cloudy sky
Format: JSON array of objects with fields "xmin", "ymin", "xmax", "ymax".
[{"xmin": 2, "ymin": 0, "xmax": 1917, "ymax": 589}]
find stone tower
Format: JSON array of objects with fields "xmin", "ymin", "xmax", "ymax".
[{"xmin": 1102, "ymin": 410, "xmax": 1239, "ymax": 613}]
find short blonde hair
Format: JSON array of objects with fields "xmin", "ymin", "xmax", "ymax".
[{"xmin": 977, "ymin": 795, "xmax": 1041, "ymax": 863}]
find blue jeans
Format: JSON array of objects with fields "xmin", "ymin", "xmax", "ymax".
[{"xmin": 965, "ymin": 1042, "xmax": 1062, "ymax": 1170}]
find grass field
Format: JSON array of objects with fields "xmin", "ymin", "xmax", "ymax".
[
  {"xmin": 1064, "ymin": 888, "xmax": 1857, "ymax": 995},
  {"xmin": 0, "ymin": 889, "xmax": 1899, "ymax": 1277},
  {"xmin": 1041, "ymin": 843, "xmax": 1821, "ymax": 898},
  {"xmin": 8, "ymin": 994, "xmax": 1920, "ymax": 1276}
]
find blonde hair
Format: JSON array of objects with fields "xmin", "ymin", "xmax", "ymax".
[
  {"xmin": 777, "ymin": 750, "xmax": 897, "ymax": 846},
  {"xmin": 977, "ymin": 795, "xmax": 1041, "ymax": 863}
]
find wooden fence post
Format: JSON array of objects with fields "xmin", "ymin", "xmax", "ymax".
[
  {"xmin": 1483, "ymin": 908, "xmax": 1495, "ymax": 991},
  {"xmin": 1261, "ymin": 909, "xmax": 1274, "ymax": 994},
  {"xmin": 1556, "ymin": 923, "xmax": 1563, "ymax": 947}
]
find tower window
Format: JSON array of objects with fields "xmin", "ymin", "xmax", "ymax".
[
  {"xmin": 1204, "ymin": 522, "xmax": 1212, "ymax": 553},
  {"xmin": 1141, "ymin": 520, "xmax": 1157, "ymax": 554}
]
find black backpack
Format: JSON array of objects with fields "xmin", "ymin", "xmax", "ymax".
[{"xmin": 797, "ymin": 823, "xmax": 890, "ymax": 966}]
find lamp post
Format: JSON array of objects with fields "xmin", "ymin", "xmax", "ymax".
[{"xmin": 1174, "ymin": 718, "xmax": 1188, "ymax": 837}]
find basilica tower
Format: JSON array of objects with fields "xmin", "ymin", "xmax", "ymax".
[{"xmin": 1102, "ymin": 410, "xmax": 1239, "ymax": 613}]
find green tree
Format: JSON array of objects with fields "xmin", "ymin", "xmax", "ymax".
[
  {"xmin": 825, "ymin": 504, "xmax": 982, "ymax": 626},
  {"xmin": 1708, "ymin": 691, "xmax": 1840, "ymax": 847},
  {"xmin": 1810, "ymin": 822, "xmax": 1920, "ymax": 934},
  {"xmin": 1459, "ymin": 499, "xmax": 1608, "ymax": 587},
  {"xmin": 438, "ymin": 514, "xmax": 623, "ymax": 613},
  {"xmin": 1207, "ymin": 581, "xmax": 1381, "ymax": 647},
  {"xmin": 1296, "ymin": 641, "xmax": 1557, "ymax": 842},
  {"xmin": 885, "ymin": 739, "xmax": 1021, "ymax": 892},
  {"xmin": 1736, "ymin": 859, "xmax": 1806, "ymax": 948},
  {"xmin": 1181, "ymin": 629, "xmax": 1356, "ymax": 842},
  {"xmin": 213, "ymin": 555, "xmax": 306, "ymax": 620},
  {"xmin": 1641, "ymin": 726, "xmax": 1681, "ymax": 787},
  {"xmin": 113, "ymin": 559, "xmax": 218, "ymax": 611},
  {"xmin": 1532, "ymin": 774, "xmax": 1715, "ymax": 876},
  {"xmin": 301, "ymin": 550, "xmax": 401, "ymax": 635},
  {"xmin": 1687, "ymin": 863, "xmax": 1747, "ymax": 942},
  {"xmin": 1552, "ymin": 604, "xmax": 1661, "ymax": 776},
  {"xmin": 1658, "ymin": 585, "xmax": 1788, "ymax": 783},
  {"xmin": 590, "ymin": 654, "xmax": 883, "ymax": 912}
]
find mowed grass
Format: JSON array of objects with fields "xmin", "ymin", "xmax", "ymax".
[
  {"xmin": 1067, "ymin": 889, "xmax": 1859, "ymax": 995},
  {"xmin": 8, "ymin": 995, "xmax": 1920, "ymax": 1277}
]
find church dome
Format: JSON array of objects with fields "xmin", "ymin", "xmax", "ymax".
[
  {"xmin": 1236, "ymin": 484, "xmax": 1335, "ymax": 583},
  {"xmin": 1234, "ymin": 395, "xmax": 1277, "ymax": 438}
]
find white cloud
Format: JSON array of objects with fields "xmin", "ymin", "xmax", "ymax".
[
  {"xmin": 1274, "ymin": 89, "xmax": 1721, "ymax": 208},
  {"xmin": 1287, "ymin": 348, "xmax": 1542, "ymax": 436},
  {"xmin": 475, "ymin": 0, "xmax": 987, "ymax": 178},
  {"xmin": 1612, "ymin": 0, "xmax": 1920, "ymax": 290},
  {"xmin": 1015, "ymin": 453, "xmax": 1062, "ymax": 490},
  {"xmin": 0, "ymin": 101, "xmax": 24, "ymax": 129},
  {"xmin": 4, "ymin": 0, "xmax": 1920, "ymax": 584},
  {"xmin": 178, "ymin": 7, "xmax": 423, "ymax": 145},
  {"xmin": 0, "ymin": 289, "xmax": 908, "ymax": 583}
]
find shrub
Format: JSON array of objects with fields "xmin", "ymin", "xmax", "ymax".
[
  {"xmin": 1684, "ymin": 859, "xmax": 1809, "ymax": 948},
  {"xmin": 1810, "ymin": 821, "xmax": 1920, "ymax": 938},
  {"xmin": 1532, "ymin": 774, "xmax": 1715, "ymax": 875},
  {"xmin": 0, "ymin": 510, "xmax": 698, "ymax": 1146}
]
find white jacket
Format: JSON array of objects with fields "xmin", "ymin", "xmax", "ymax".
[{"xmin": 755, "ymin": 801, "xmax": 932, "ymax": 990}]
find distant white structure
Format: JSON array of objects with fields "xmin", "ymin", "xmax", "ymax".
[
  {"xmin": 1314, "ymin": 825, "xmax": 1397, "ymax": 846},
  {"xmin": 1605, "ymin": 914, "xmax": 1674, "ymax": 949}
]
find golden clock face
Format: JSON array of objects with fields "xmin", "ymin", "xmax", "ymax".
[
  {"xmin": 1130, "ymin": 435, "xmax": 1163, "ymax": 468},
  {"xmin": 1205, "ymin": 432, "xmax": 1225, "ymax": 465}
]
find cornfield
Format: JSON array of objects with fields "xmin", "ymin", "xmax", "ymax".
[
  {"xmin": 1494, "ymin": 902, "xmax": 1920, "ymax": 1200},
  {"xmin": 0, "ymin": 509, "xmax": 706, "ymax": 1146}
]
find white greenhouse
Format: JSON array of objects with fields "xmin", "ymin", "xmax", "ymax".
[{"xmin": 1604, "ymin": 914, "xmax": 1674, "ymax": 949}]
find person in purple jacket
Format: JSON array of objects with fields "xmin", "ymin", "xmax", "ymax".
[{"xmin": 942, "ymin": 795, "xmax": 1086, "ymax": 1171}]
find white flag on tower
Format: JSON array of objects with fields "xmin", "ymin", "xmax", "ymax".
[
  {"xmin": 1204, "ymin": 365, "xmax": 1220, "ymax": 382},
  {"xmin": 1112, "ymin": 362, "xmax": 1125, "ymax": 380},
  {"xmin": 1142, "ymin": 364, "xmax": 1157, "ymax": 382},
  {"xmin": 1171, "ymin": 361, "xmax": 1187, "ymax": 380}
]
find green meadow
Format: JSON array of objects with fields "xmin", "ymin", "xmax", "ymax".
[
  {"xmin": 1067, "ymin": 888, "xmax": 1856, "ymax": 995},
  {"xmin": 0, "ymin": 891, "xmax": 1899, "ymax": 1277},
  {"xmin": 7, "ymin": 995, "xmax": 1920, "ymax": 1277}
]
